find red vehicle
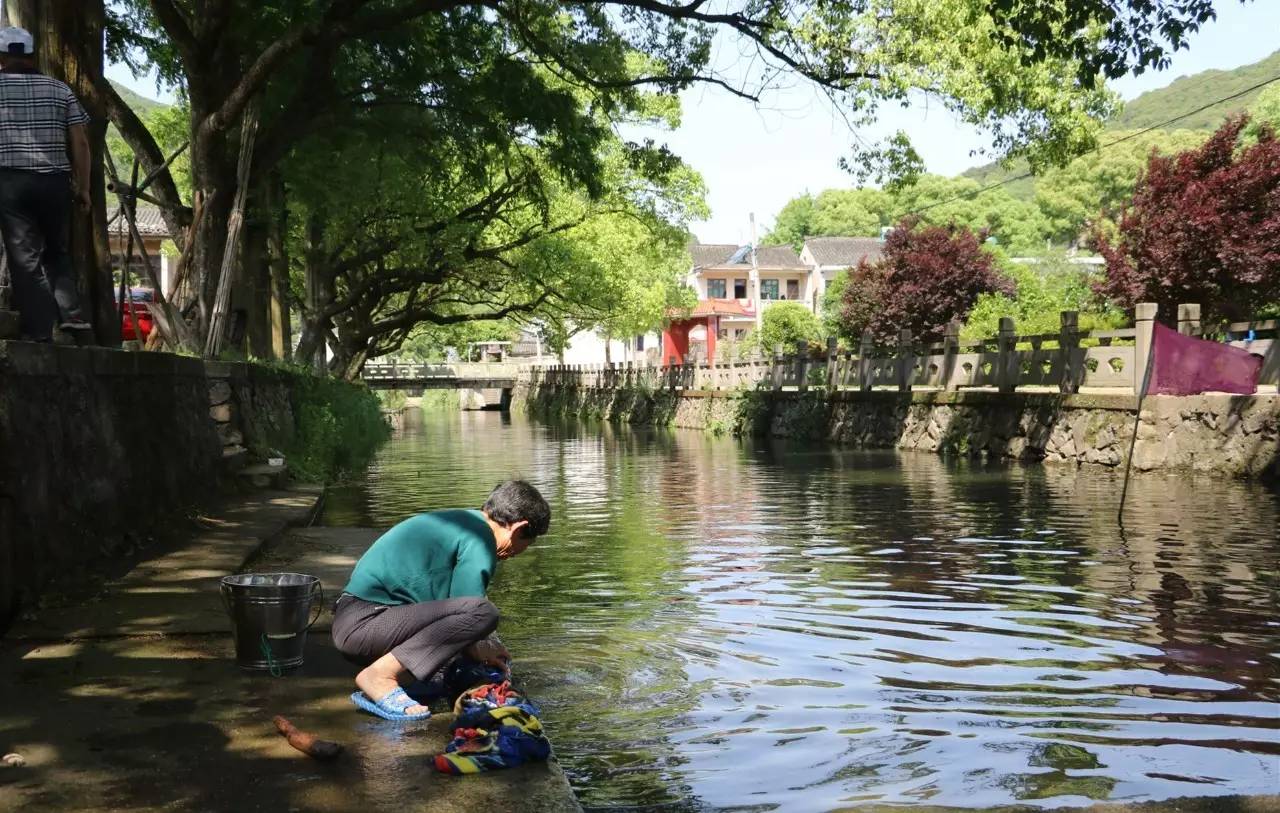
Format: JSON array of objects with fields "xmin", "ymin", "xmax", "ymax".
[{"xmin": 116, "ymin": 288, "xmax": 155, "ymax": 341}]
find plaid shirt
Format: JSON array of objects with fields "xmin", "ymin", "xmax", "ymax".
[{"xmin": 0, "ymin": 71, "xmax": 89, "ymax": 174}]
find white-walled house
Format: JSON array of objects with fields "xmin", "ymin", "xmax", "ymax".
[
  {"xmin": 686, "ymin": 242, "xmax": 812, "ymax": 343},
  {"xmin": 682, "ymin": 237, "xmax": 887, "ymax": 348},
  {"xmin": 799, "ymin": 236, "xmax": 884, "ymax": 314},
  {"xmin": 560, "ymin": 328, "xmax": 659, "ymax": 365}
]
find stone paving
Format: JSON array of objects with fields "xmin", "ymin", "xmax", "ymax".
[{"xmin": 0, "ymin": 488, "xmax": 580, "ymax": 813}]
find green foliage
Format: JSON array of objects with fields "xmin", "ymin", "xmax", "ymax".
[
  {"xmin": 282, "ymin": 374, "xmax": 390, "ymax": 482},
  {"xmin": 105, "ymin": 98, "xmax": 192, "ymax": 202},
  {"xmin": 820, "ymin": 271, "xmax": 849, "ymax": 339},
  {"xmin": 375, "ymin": 389, "xmax": 408, "ymax": 411},
  {"xmin": 398, "ymin": 322, "xmax": 521, "ymax": 362},
  {"xmin": 962, "ymin": 254, "xmax": 1126, "ymax": 340},
  {"xmin": 1034, "ymin": 129, "xmax": 1209, "ymax": 244},
  {"xmin": 1244, "ymin": 83, "xmax": 1280, "ymax": 144},
  {"xmin": 767, "ymin": 175, "xmax": 1049, "ymax": 256},
  {"xmin": 758, "ymin": 302, "xmax": 824, "ymax": 352}
]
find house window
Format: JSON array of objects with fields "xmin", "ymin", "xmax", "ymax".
[
  {"xmin": 733, "ymin": 278, "xmax": 747, "ymax": 298},
  {"xmin": 734, "ymin": 329, "xmax": 747, "ymax": 340},
  {"xmin": 787, "ymin": 279, "xmax": 800, "ymax": 300},
  {"xmin": 706, "ymin": 278, "xmax": 726, "ymax": 298},
  {"xmin": 760, "ymin": 279, "xmax": 779, "ymax": 300},
  {"xmin": 634, "ymin": 334, "xmax": 645, "ymax": 351}
]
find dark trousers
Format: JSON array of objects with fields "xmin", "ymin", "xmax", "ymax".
[
  {"xmin": 331, "ymin": 594, "xmax": 499, "ymax": 681},
  {"xmin": 0, "ymin": 168, "xmax": 84, "ymax": 341}
]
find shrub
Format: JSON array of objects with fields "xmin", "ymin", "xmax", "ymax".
[
  {"xmin": 839, "ymin": 217, "xmax": 1012, "ymax": 342},
  {"xmin": 284, "ymin": 374, "xmax": 390, "ymax": 482},
  {"xmin": 1094, "ymin": 116, "xmax": 1280, "ymax": 323},
  {"xmin": 963, "ymin": 253, "xmax": 1126, "ymax": 339},
  {"xmin": 757, "ymin": 301, "xmax": 824, "ymax": 352}
]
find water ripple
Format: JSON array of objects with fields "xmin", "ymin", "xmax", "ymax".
[{"xmin": 324, "ymin": 412, "xmax": 1280, "ymax": 811}]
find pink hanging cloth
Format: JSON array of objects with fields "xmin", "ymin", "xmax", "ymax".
[{"xmin": 1147, "ymin": 322, "xmax": 1263, "ymax": 396}]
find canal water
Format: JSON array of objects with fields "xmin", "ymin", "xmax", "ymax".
[{"xmin": 323, "ymin": 411, "xmax": 1280, "ymax": 811}]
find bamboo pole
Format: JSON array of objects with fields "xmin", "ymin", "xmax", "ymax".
[{"xmin": 204, "ymin": 98, "xmax": 260, "ymax": 357}]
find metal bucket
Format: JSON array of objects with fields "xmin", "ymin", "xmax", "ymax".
[{"xmin": 220, "ymin": 573, "xmax": 323, "ymax": 672}]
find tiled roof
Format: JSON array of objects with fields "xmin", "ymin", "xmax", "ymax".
[
  {"xmin": 752, "ymin": 245, "xmax": 807, "ymax": 268},
  {"xmin": 804, "ymin": 236, "xmax": 883, "ymax": 267},
  {"xmin": 111, "ymin": 204, "xmax": 170, "ymax": 238},
  {"xmin": 690, "ymin": 299, "xmax": 755, "ymax": 318},
  {"xmin": 689, "ymin": 242, "xmax": 806, "ymax": 269},
  {"xmin": 690, "ymin": 243, "xmax": 738, "ymax": 268}
]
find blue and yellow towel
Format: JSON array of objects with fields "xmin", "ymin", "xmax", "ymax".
[{"xmin": 434, "ymin": 681, "xmax": 551, "ymax": 774}]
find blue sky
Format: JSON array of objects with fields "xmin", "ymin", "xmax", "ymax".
[{"xmin": 106, "ymin": 2, "xmax": 1280, "ymax": 244}]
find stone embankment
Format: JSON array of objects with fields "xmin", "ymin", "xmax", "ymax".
[
  {"xmin": 0, "ymin": 341, "xmax": 372, "ymax": 629},
  {"xmin": 516, "ymin": 384, "xmax": 1280, "ymax": 479}
]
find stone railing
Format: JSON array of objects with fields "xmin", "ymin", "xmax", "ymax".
[
  {"xmin": 522, "ymin": 303, "xmax": 1278, "ymax": 395},
  {"xmin": 362, "ymin": 361, "xmax": 523, "ymax": 381}
]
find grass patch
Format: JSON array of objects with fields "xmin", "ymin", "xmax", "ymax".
[{"xmin": 281, "ymin": 373, "xmax": 391, "ymax": 482}]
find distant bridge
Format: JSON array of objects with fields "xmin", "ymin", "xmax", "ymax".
[{"xmin": 361, "ymin": 362, "xmax": 520, "ymax": 390}]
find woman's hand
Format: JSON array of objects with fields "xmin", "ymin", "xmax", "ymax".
[{"xmin": 464, "ymin": 639, "xmax": 511, "ymax": 678}]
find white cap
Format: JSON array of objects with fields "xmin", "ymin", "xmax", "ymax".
[{"xmin": 0, "ymin": 27, "xmax": 34, "ymax": 56}]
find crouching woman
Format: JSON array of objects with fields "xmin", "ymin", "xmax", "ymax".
[{"xmin": 332, "ymin": 480, "xmax": 550, "ymax": 720}]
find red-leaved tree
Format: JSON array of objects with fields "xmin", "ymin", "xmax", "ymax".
[
  {"xmin": 839, "ymin": 217, "xmax": 1011, "ymax": 342},
  {"xmin": 1095, "ymin": 115, "xmax": 1280, "ymax": 323}
]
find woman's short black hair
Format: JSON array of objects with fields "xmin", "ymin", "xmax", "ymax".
[{"xmin": 483, "ymin": 480, "xmax": 551, "ymax": 539}]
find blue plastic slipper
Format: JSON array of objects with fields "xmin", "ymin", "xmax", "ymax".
[{"xmin": 350, "ymin": 687, "xmax": 432, "ymax": 721}]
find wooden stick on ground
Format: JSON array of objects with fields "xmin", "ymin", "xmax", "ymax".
[{"xmin": 272, "ymin": 715, "xmax": 343, "ymax": 761}]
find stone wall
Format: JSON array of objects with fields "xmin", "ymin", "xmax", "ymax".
[
  {"xmin": 515, "ymin": 382, "xmax": 1280, "ymax": 480},
  {"xmin": 0, "ymin": 344, "xmax": 313, "ymax": 629},
  {"xmin": 207, "ymin": 362, "xmax": 297, "ymax": 462}
]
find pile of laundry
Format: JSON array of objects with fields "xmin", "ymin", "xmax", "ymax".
[{"xmin": 433, "ymin": 679, "xmax": 551, "ymax": 774}]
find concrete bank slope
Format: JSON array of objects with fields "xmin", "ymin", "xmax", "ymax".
[{"xmin": 0, "ymin": 494, "xmax": 580, "ymax": 812}]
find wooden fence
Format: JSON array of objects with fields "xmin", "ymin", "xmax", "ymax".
[{"xmin": 522, "ymin": 304, "xmax": 1279, "ymax": 396}]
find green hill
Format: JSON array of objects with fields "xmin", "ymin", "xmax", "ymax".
[
  {"xmin": 961, "ymin": 49, "xmax": 1280, "ymax": 198},
  {"xmin": 1108, "ymin": 49, "xmax": 1280, "ymax": 130},
  {"xmin": 109, "ymin": 80, "xmax": 166, "ymax": 114}
]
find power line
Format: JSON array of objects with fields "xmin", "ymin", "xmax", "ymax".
[{"xmin": 907, "ymin": 72, "xmax": 1280, "ymax": 217}]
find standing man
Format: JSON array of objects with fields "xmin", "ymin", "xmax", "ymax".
[{"xmin": 0, "ymin": 26, "xmax": 92, "ymax": 341}]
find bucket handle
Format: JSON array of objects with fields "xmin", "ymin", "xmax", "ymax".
[
  {"xmin": 306, "ymin": 581, "xmax": 325, "ymax": 631},
  {"xmin": 217, "ymin": 580, "xmax": 324, "ymax": 630}
]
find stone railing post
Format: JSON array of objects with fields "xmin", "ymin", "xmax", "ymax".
[
  {"xmin": 1134, "ymin": 302, "xmax": 1158, "ymax": 394},
  {"xmin": 1059, "ymin": 310, "xmax": 1080, "ymax": 393},
  {"xmin": 997, "ymin": 317, "xmax": 1017, "ymax": 393},
  {"xmin": 625, "ymin": 361, "xmax": 634, "ymax": 388},
  {"xmin": 942, "ymin": 321, "xmax": 960, "ymax": 391},
  {"xmin": 858, "ymin": 330, "xmax": 874, "ymax": 392},
  {"xmin": 825, "ymin": 336, "xmax": 838, "ymax": 392},
  {"xmin": 1177, "ymin": 303, "xmax": 1201, "ymax": 337},
  {"xmin": 896, "ymin": 329, "xmax": 914, "ymax": 392},
  {"xmin": 795, "ymin": 340, "xmax": 809, "ymax": 392},
  {"xmin": 771, "ymin": 343, "xmax": 785, "ymax": 392}
]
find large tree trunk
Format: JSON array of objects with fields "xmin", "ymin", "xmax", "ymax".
[
  {"xmin": 295, "ymin": 213, "xmax": 334, "ymax": 374},
  {"xmin": 243, "ymin": 191, "xmax": 273, "ymax": 359},
  {"xmin": 9, "ymin": 0, "xmax": 115, "ymax": 346}
]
